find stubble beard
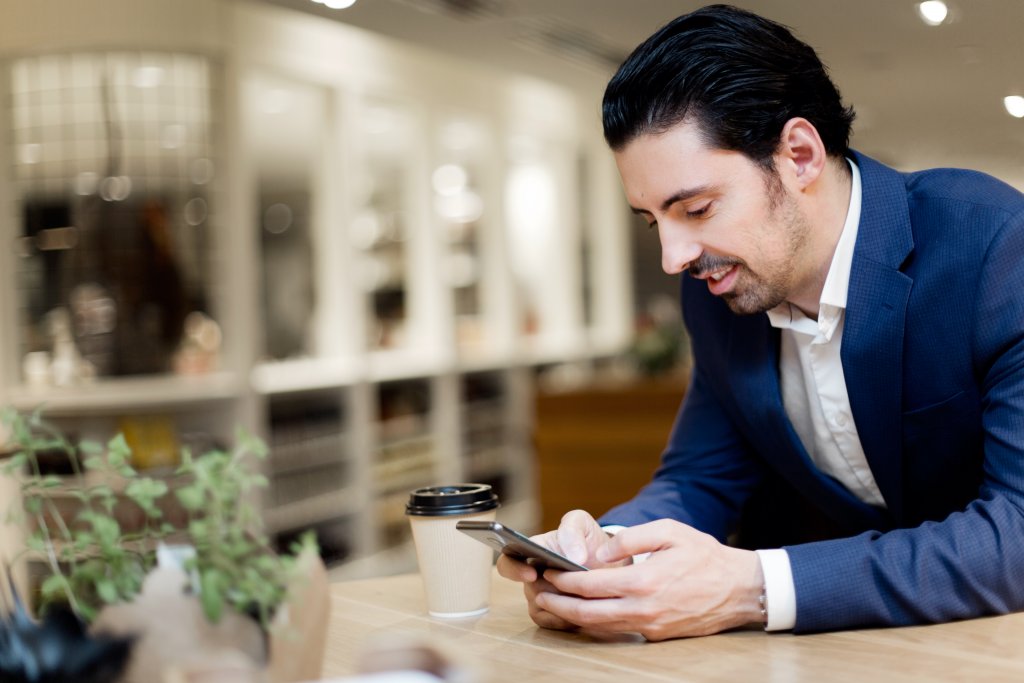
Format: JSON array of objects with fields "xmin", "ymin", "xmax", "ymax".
[{"xmin": 720, "ymin": 179, "xmax": 810, "ymax": 316}]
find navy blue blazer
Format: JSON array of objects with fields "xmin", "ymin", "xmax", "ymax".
[{"xmin": 602, "ymin": 152, "xmax": 1024, "ymax": 633}]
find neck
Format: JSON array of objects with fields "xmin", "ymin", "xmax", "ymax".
[{"xmin": 787, "ymin": 157, "xmax": 853, "ymax": 320}]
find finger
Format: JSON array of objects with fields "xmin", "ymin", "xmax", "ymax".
[
  {"xmin": 524, "ymin": 575, "xmax": 562, "ymax": 598},
  {"xmin": 534, "ymin": 590, "xmax": 628, "ymax": 628},
  {"xmin": 496, "ymin": 553, "xmax": 538, "ymax": 582},
  {"xmin": 557, "ymin": 510, "xmax": 598, "ymax": 564},
  {"xmin": 528, "ymin": 601, "xmax": 578, "ymax": 631},
  {"xmin": 524, "ymin": 580, "xmax": 578, "ymax": 631},
  {"xmin": 544, "ymin": 565, "xmax": 644, "ymax": 599},
  {"xmin": 596, "ymin": 519, "xmax": 684, "ymax": 564}
]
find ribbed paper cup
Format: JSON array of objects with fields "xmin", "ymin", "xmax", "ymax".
[{"xmin": 406, "ymin": 484, "xmax": 500, "ymax": 618}]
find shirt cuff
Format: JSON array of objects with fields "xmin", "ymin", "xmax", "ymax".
[
  {"xmin": 755, "ymin": 548, "xmax": 796, "ymax": 631},
  {"xmin": 600, "ymin": 525, "xmax": 651, "ymax": 564}
]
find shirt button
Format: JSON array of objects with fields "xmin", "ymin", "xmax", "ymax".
[{"xmin": 834, "ymin": 413, "xmax": 848, "ymax": 428}]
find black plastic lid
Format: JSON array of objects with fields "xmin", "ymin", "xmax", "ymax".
[{"xmin": 405, "ymin": 484, "xmax": 500, "ymax": 517}]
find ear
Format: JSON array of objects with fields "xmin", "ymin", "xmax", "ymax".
[{"xmin": 775, "ymin": 118, "xmax": 827, "ymax": 191}]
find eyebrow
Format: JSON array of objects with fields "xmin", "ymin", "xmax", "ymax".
[{"xmin": 629, "ymin": 184, "xmax": 716, "ymax": 215}]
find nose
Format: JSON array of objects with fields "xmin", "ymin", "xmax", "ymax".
[{"xmin": 658, "ymin": 223, "xmax": 703, "ymax": 275}]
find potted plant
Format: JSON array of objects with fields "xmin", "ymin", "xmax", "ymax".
[{"xmin": 0, "ymin": 408, "xmax": 329, "ymax": 683}]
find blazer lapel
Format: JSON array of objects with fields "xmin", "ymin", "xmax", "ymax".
[
  {"xmin": 727, "ymin": 314, "xmax": 889, "ymax": 531},
  {"xmin": 842, "ymin": 153, "xmax": 915, "ymax": 522}
]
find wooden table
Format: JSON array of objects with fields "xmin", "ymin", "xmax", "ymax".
[{"xmin": 321, "ymin": 571, "xmax": 1024, "ymax": 682}]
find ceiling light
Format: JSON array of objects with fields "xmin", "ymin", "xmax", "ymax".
[
  {"xmin": 917, "ymin": 1, "xmax": 948, "ymax": 26},
  {"xmin": 1005, "ymin": 96, "xmax": 1024, "ymax": 119},
  {"xmin": 323, "ymin": 0, "xmax": 357, "ymax": 8}
]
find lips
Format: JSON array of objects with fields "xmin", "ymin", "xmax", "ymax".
[{"xmin": 704, "ymin": 264, "xmax": 738, "ymax": 296}]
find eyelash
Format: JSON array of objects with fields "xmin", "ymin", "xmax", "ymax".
[{"xmin": 645, "ymin": 204, "xmax": 711, "ymax": 229}]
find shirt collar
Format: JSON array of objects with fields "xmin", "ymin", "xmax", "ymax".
[{"xmin": 767, "ymin": 159, "xmax": 862, "ymax": 337}]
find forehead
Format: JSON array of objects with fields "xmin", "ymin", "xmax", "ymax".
[{"xmin": 613, "ymin": 121, "xmax": 755, "ymax": 209}]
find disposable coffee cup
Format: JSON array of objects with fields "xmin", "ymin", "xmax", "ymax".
[{"xmin": 406, "ymin": 484, "xmax": 500, "ymax": 618}]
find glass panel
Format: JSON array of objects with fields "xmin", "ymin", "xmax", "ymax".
[
  {"xmin": 244, "ymin": 73, "xmax": 327, "ymax": 361},
  {"xmin": 9, "ymin": 52, "xmax": 219, "ymax": 383},
  {"xmin": 505, "ymin": 135, "xmax": 560, "ymax": 341},
  {"xmin": 352, "ymin": 98, "xmax": 418, "ymax": 351},
  {"xmin": 434, "ymin": 116, "xmax": 492, "ymax": 351}
]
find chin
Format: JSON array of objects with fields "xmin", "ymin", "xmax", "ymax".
[{"xmin": 722, "ymin": 290, "xmax": 786, "ymax": 316}]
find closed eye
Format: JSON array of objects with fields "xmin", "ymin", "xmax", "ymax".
[{"xmin": 686, "ymin": 204, "xmax": 712, "ymax": 218}]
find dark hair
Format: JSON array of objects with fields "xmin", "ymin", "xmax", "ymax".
[{"xmin": 602, "ymin": 4, "xmax": 855, "ymax": 168}]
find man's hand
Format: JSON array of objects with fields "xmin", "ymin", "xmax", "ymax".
[
  {"xmin": 495, "ymin": 509, "xmax": 626, "ymax": 631},
  {"xmin": 532, "ymin": 519, "xmax": 765, "ymax": 640}
]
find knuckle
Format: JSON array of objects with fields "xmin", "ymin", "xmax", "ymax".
[
  {"xmin": 641, "ymin": 625, "xmax": 669, "ymax": 642},
  {"xmin": 561, "ymin": 509, "xmax": 590, "ymax": 527},
  {"xmin": 631, "ymin": 574, "xmax": 657, "ymax": 596}
]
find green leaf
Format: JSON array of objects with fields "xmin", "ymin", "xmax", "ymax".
[
  {"xmin": 235, "ymin": 427, "xmax": 269, "ymax": 459},
  {"xmin": 72, "ymin": 531, "xmax": 95, "ymax": 550},
  {"xmin": 40, "ymin": 573, "xmax": 68, "ymax": 602},
  {"xmin": 40, "ymin": 475, "xmax": 64, "ymax": 489},
  {"xmin": 25, "ymin": 496, "xmax": 42, "ymax": 514},
  {"xmin": 84, "ymin": 456, "xmax": 105, "ymax": 471},
  {"xmin": 84, "ymin": 512, "xmax": 120, "ymax": 547},
  {"xmin": 105, "ymin": 434, "xmax": 133, "ymax": 471},
  {"xmin": 88, "ymin": 484, "xmax": 115, "ymax": 499},
  {"xmin": 125, "ymin": 478, "xmax": 169, "ymax": 517},
  {"xmin": 176, "ymin": 485, "xmax": 204, "ymax": 511},
  {"xmin": 2, "ymin": 452, "xmax": 28, "ymax": 472},
  {"xmin": 199, "ymin": 569, "xmax": 225, "ymax": 623},
  {"xmin": 78, "ymin": 440, "xmax": 103, "ymax": 455},
  {"xmin": 96, "ymin": 578, "xmax": 119, "ymax": 604},
  {"xmin": 188, "ymin": 519, "xmax": 208, "ymax": 541}
]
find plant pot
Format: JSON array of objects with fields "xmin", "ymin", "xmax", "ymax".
[{"xmin": 91, "ymin": 547, "xmax": 329, "ymax": 683}]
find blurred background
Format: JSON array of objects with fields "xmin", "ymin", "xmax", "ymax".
[{"xmin": 0, "ymin": 0, "xmax": 1021, "ymax": 579}]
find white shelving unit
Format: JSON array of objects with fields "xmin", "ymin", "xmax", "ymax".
[{"xmin": 0, "ymin": 0, "xmax": 633, "ymax": 579}]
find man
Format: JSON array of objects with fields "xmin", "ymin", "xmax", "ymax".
[{"xmin": 498, "ymin": 4, "xmax": 1024, "ymax": 638}]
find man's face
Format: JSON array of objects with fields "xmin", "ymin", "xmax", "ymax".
[{"xmin": 614, "ymin": 120, "xmax": 812, "ymax": 315}]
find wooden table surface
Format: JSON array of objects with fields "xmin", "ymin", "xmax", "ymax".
[{"xmin": 322, "ymin": 571, "xmax": 1024, "ymax": 682}]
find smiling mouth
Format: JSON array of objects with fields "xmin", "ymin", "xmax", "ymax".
[{"xmin": 698, "ymin": 264, "xmax": 739, "ymax": 296}]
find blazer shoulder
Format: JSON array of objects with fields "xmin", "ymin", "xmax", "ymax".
[{"xmin": 904, "ymin": 167, "xmax": 1024, "ymax": 217}]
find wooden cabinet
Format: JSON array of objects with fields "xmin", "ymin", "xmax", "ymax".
[{"xmin": 534, "ymin": 376, "xmax": 686, "ymax": 531}]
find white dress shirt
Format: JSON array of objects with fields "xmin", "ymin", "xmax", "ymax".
[
  {"xmin": 604, "ymin": 161, "xmax": 875, "ymax": 631},
  {"xmin": 756, "ymin": 160, "xmax": 880, "ymax": 631}
]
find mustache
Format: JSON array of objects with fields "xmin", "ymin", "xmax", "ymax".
[{"xmin": 688, "ymin": 254, "xmax": 742, "ymax": 278}]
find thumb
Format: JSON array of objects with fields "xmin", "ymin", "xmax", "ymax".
[
  {"xmin": 596, "ymin": 520, "xmax": 674, "ymax": 564},
  {"xmin": 556, "ymin": 510, "xmax": 597, "ymax": 564}
]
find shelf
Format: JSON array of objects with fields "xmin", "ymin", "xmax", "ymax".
[
  {"xmin": 367, "ymin": 349, "xmax": 450, "ymax": 382},
  {"xmin": 251, "ymin": 357, "xmax": 363, "ymax": 395},
  {"xmin": 456, "ymin": 347, "xmax": 517, "ymax": 374},
  {"xmin": 250, "ymin": 350, "xmax": 458, "ymax": 393},
  {"xmin": 263, "ymin": 487, "xmax": 360, "ymax": 533},
  {"xmin": 4, "ymin": 372, "xmax": 242, "ymax": 415}
]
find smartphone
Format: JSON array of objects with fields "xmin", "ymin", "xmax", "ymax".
[{"xmin": 456, "ymin": 520, "xmax": 588, "ymax": 571}]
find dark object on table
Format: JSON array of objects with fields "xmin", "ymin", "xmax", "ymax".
[{"xmin": 0, "ymin": 575, "xmax": 133, "ymax": 683}]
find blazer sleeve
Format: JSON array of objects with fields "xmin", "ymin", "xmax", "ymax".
[
  {"xmin": 787, "ymin": 211, "xmax": 1024, "ymax": 632},
  {"xmin": 599, "ymin": 361, "xmax": 766, "ymax": 543}
]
